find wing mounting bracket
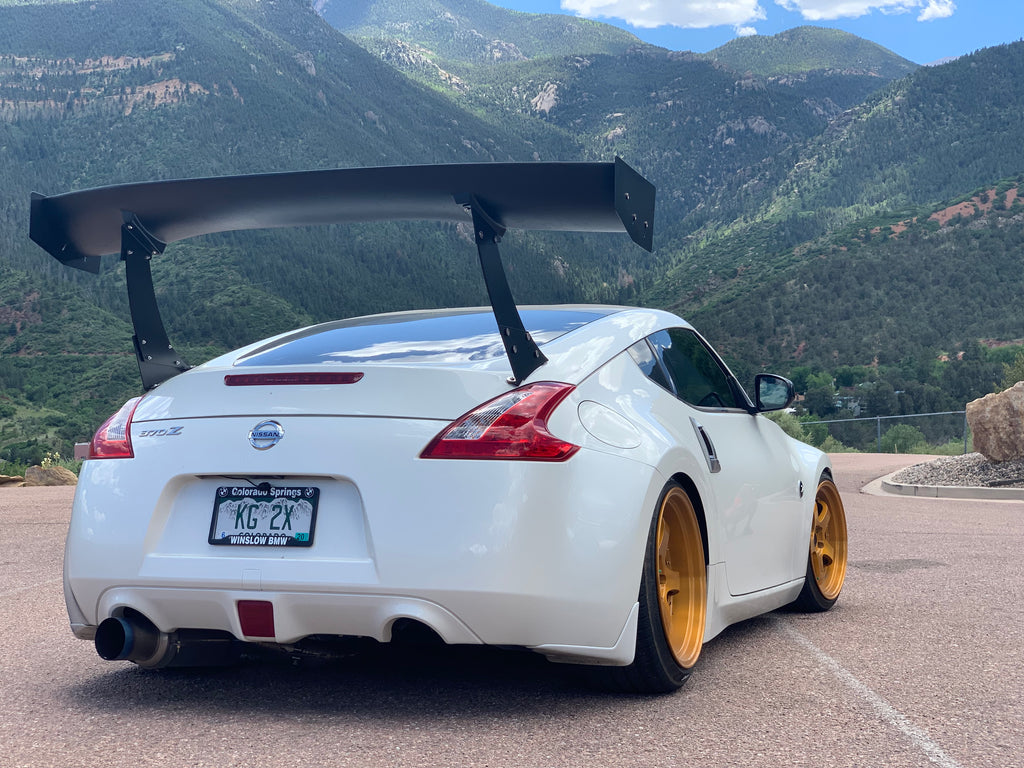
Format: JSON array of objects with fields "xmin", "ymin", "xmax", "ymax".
[
  {"xmin": 460, "ymin": 194, "xmax": 547, "ymax": 386},
  {"xmin": 121, "ymin": 212, "xmax": 190, "ymax": 390}
]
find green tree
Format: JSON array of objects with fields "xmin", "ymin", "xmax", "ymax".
[
  {"xmin": 1001, "ymin": 351, "xmax": 1024, "ymax": 390},
  {"xmin": 835, "ymin": 365, "xmax": 872, "ymax": 387},
  {"xmin": 803, "ymin": 384, "xmax": 837, "ymax": 417},
  {"xmin": 881, "ymin": 424, "xmax": 926, "ymax": 454},
  {"xmin": 863, "ymin": 381, "xmax": 899, "ymax": 417}
]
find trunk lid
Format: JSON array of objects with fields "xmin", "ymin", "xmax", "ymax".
[{"xmin": 132, "ymin": 363, "xmax": 513, "ymax": 423}]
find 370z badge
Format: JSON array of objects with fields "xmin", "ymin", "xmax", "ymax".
[
  {"xmin": 248, "ymin": 420, "xmax": 284, "ymax": 450},
  {"xmin": 137, "ymin": 426, "xmax": 183, "ymax": 438}
]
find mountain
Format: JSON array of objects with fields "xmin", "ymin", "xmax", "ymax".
[
  {"xmin": 317, "ymin": 0, "xmax": 651, "ymax": 64},
  {"xmin": 0, "ymin": 0, "xmax": 571, "ymax": 335},
  {"xmin": 457, "ymin": 50, "xmax": 856, "ymax": 229},
  {"xmin": 758, "ymin": 41, "xmax": 1024, "ymax": 216},
  {"xmin": 701, "ymin": 26, "xmax": 919, "ymax": 77},
  {"xmin": 1, "ymin": 0, "xmax": 1023, "ymax": 462},
  {"xmin": 319, "ymin": 8, "xmax": 919, "ymax": 245},
  {"xmin": 646, "ymin": 41, "xmax": 1024, "ymax": 377},
  {"xmin": 0, "ymin": 0, "xmax": 631, "ymax": 462},
  {"xmin": 683, "ymin": 180, "xmax": 1024, "ymax": 384},
  {"xmin": 0, "ymin": 0, "xmax": 640, "ymax": 311}
]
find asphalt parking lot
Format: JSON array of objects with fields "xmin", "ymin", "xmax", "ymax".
[{"xmin": 0, "ymin": 454, "xmax": 1020, "ymax": 768}]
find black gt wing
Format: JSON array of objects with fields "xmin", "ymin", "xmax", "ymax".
[{"xmin": 31, "ymin": 158, "xmax": 655, "ymax": 389}]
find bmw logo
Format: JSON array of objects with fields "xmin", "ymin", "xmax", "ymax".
[{"xmin": 248, "ymin": 420, "xmax": 285, "ymax": 450}]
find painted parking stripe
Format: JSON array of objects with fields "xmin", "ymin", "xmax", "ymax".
[{"xmin": 779, "ymin": 622, "xmax": 967, "ymax": 768}]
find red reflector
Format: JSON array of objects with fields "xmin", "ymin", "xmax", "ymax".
[
  {"xmin": 237, "ymin": 600, "xmax": 275, "ymax": 638},
  {"xmin": 225, "ymin": 372, "xmax": 364, "ymax": 386}
]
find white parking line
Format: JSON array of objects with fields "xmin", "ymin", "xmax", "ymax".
[
  {"xmin": 779, "ymin": 622, "xmax": 967, "ymax": 768},
  {"xmin": 0, "ymin": 579, "xmax": 61, "ymax": 600}
]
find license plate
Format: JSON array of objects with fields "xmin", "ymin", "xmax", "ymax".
[{"xmin": 209, "ymin": 485, "xmax": 319, "ymax": 547}]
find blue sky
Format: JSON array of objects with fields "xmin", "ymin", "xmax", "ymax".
[{"xmin": 490, "ymin": 1, "xmax": 1023, "ymax": 65}]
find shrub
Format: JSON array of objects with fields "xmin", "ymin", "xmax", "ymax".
[
  {"xmin": 819, "ymin": 435, "xmax": 856, "ymax": 453},
  {"xmin": 881, "ymin": 424, "xmax": 927, "ymax": 454},
  {"xmin": 764, "ymin": 410, "xmax": 806, "ymax": 441},
  {"xmin": 1001, "ymin": 351, "xmax": 1024, "ymax": 390}
]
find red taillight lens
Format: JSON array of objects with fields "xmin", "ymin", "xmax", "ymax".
[
  {"xmin": 420, "ymin": 382, "xmax": 579, "ymax": 461},
  {"xmin": 224, "ymin": 372, "xmax": 364, "ymax": 386},
  {"xmin": 89, "ymin": 397, "xmax": 142, "ymax": 460}
]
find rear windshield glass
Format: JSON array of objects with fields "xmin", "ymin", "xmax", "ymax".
[{"xmin": 235, "ymin": 308, "xmax": 618, "ymax": 367}]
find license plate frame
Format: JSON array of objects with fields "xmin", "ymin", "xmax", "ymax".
[{"xmin": 208, "ymin": 485, "xmax": 319, "ymax": 547}]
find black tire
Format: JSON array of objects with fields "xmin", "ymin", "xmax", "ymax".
[
  {"xmin": 586, "ymin": 482, "xmax": 706, "ymax": 694},
  {"xmin": 789, "ymin": 476, "xmax": 848, "ymax": 612}
]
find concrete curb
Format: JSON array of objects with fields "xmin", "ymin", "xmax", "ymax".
[{"xmin": 878, "ymin": 471, "xmax": 1024, "ymax": 501}]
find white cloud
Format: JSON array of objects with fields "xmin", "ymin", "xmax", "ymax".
[
  {"xmin": 559, "ymin": 1, "xmax": 766, "ymax": 30},
  {"xmin": 774, "ymin": 1, "xmax": 955, "ymax": 21},
  {"xmin": 917, "ymin": 0, "xmax": 955, "ymax": 21},
  {"xmin": 558, "ymin": 0, "xmax": 954, "ymax": 29},
  {"xmin": 736, "ymin": 25, "xmax": 759, "ymax": 36}
]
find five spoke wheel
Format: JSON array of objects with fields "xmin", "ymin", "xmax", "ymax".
[
  {"xmin": 656, "ymin": 486, "xmax": 707, "ymax": 670},
  {"xmin": 810, "ymin": 479, "xmax": 847, "ymax": 601},
  {"xmin": 791, "ymin": 476, "xmax": 848, "ymax": 611}
]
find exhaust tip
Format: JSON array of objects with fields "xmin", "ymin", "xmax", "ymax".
[
  {"xmin": 95, "ymin": 615, "xmax": 240, "ymax": 668},
  {"xmin": 95, "ymin": 612, "xmax": 162, "ymax": 663},
  {"xmin": 94, "ymin": 616, "xmax": 133, "ymax": 661},
  {"xmin": 390, "ymin": 618, "xmax": 445, "ymax": 647}
]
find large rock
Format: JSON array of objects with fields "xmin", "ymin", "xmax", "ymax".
[
  {"xmin": 0, "ymin": 475, "xmax": 25, "ymax": 487},
  {"xmin": 967, "ymin": 381, "xmax": 1024, "ymax": 463},
  {"xmin": 24, "ymin": 465, "xmax": 78, "ymax": 486}
]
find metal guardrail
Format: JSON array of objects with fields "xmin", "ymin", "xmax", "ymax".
[{"xmin": 801, "ymin": 410, "xmax": 969, "ymax": 454}]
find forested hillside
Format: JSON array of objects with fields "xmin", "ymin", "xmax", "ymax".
[
  {"xmin": 0, "ymin": 0, "xmax": 640, "ymax": 463},
  {"xmin": 649, "ymin": 42, "xmax": 1024, "ymax": 366},
  {"xmin": 333, "ymin": 3, "xmax": 1024, "ymax": 402},
  {"xmin": 701, "ymin": 26, "xmax": 917, "ymax": 77},
  {"xmin": 319, "ymin": 0, "xmax": 909, "ymax": 240},
  {"xmin": 318, "ymin": 0, "xmax": 649, "ymax": 62},
  {"xmin": 1, "ymin": 0, "xmax": 1023, "ymax": 463},
  {"xmin": 461, "ymin": 50, "xmax": 901, "ymax": 235},
  {"xmin": 691, "ymin": 181, "xmax": 1024, "ymax": 376}
]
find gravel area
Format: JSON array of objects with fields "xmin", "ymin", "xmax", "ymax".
[{"xmin": 892, "ymin": 452, "xmax": 1024, "ymax": 488}]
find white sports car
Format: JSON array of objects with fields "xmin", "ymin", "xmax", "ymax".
[{"xmin": 31, "ymin": 160, "xmax": 847, "ymax": 693}]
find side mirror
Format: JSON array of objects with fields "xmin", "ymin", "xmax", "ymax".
[{"xmin": 755, "ymin": 374, "xmax": 795, "ymax": 412}]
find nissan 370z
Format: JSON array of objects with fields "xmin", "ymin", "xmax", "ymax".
[{"xmin": 30, "ymin": 160, "xmax": 847, "ymax": 693}]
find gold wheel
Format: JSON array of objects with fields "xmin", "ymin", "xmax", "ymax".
[
  {"xmin": 809, "ymin": 479, "xmax": 847, "ymax": 601},
  {"xmin": 655, "ymin": 487, "xmax": 707, "ymax": 669}
]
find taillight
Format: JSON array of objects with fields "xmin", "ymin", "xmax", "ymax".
[
  {"xmin": 89, "ymin": 397, "xmax": 142, "ymax": 459},
  {"xmin": 224, "ymin": 372, "xmax": 364, "ymax": 386},
  {"xmin": 420, "ymin": 382, "xmax": 579, "ymax": 461}
]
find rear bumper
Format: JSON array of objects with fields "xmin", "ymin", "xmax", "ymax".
[
  {"xmin": 73, "ymin": 585, "xmax": 640, "ymax": 665},
  {"xmin": 64, "ymin": 415, "xmax": 662, "ymax": 665}
]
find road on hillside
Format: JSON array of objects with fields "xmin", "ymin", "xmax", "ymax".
[{"xmin": 0, "ymin": 455, "xmax": 1020, "ymax": 768}]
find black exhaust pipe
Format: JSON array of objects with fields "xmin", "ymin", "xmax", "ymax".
[
  {"xmin": 95, "ymin": 612, "xmax": 240, "ymax": 668},
  {"xmin": 95, "ymin": 614, "xmax": 162, "ymax": 663}
]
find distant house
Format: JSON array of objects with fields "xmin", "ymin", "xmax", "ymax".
[{"xmin": 835, "ymin": 395, "xmax": 862, "ymax": 417}]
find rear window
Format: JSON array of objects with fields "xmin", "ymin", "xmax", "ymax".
[{"xmin": 235, "ymin": 308, "xmax": 618, "ymax": 367}]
